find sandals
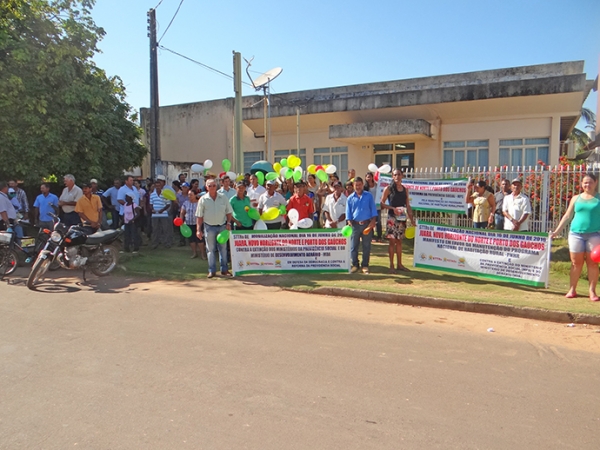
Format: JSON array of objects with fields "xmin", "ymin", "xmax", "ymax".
[{"xmin": 397, "ymin": 265, "xmax": 411, "ymax": 272}]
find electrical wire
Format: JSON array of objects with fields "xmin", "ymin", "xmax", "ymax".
[
  {"xmin": 158, "ymin": 0, "xmax": 185, "ymax": 44},
  {"xmin": 159, "ymin": 45, "xmax": 254, "ymax": 87},
  {"xmin": 153, "ymin": 0, "xmax": 165, "ymax": 9}
]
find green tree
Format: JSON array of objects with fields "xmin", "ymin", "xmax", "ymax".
[
  {"xmin": 0, "ymin": 0, "xmax": 147, "ymax": 185},
  {"xmin": 570, "ymin": 107, "xmax": 596, "ymax": 152}
]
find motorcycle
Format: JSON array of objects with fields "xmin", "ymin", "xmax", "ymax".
[{"xmin": 27, "ymin": 214, "xmax": 122, "ymax": 290}]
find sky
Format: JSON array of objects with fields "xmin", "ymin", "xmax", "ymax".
[{"xmin": 91, "ymin": 0, "xmax": 600, "ymax": 126}]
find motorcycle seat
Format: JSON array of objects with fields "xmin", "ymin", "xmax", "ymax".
[{"xmin": 85, "ymin": 229, "xmax": 120, "ymax": 245}]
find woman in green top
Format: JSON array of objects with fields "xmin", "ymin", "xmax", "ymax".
[{"xmin": 551, "ymin": 173, "xmax": 600, "ymax": 301}]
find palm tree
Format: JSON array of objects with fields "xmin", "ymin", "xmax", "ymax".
[{"xmin": 570, "ymin": 107, "xmax": 596, "ymax": 151}]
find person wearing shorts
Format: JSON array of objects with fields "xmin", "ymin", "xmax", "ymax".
[{"xmin": 552, "ymin": 173, "xmax": 600, "ymax": 301}]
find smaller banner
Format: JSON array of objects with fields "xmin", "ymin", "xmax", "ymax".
[
  {"xmin": 230, "ymin": 229, "xmax": 351, "ymax": 275},
  {"xmin": 414, "ymin": 221, "xmax": 551, "ymax": 287}
]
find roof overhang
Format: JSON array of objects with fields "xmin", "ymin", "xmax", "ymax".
[{"xmin": 329, "ymin": 119, "xmax": 431, "ymax": 145}]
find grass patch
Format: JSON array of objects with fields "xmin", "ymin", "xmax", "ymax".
[{"xmin": 118, "ymin": 237, "xmax": 600, "ymax": 316}]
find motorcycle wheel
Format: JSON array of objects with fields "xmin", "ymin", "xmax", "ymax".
[
  {"xmin": 27, "ymin": 254, "xmax": 52, "ymax": 290},
  {"xmin": 0, "ymin": 248, "xmax": 18, "ymax": 276},
  {"xmin": 91, "ymin": 245, "xmax": 119, "ymax": 277}
]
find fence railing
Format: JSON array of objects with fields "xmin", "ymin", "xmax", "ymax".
[{"xmin": 401, "ymin": 165, "xmax": 599, "ymax": 235}]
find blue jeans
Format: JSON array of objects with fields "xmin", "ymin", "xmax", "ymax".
[
  {"xmin": 494, "ymin": 213, "xmax": 504, "ymax": 231},
  {"xmin": 205, "ymin": 223, "xmax": 228, "ymax": 274},
  {"xmin": 351, "ymin": 221, "xmax": 372, "ymax": 268}
]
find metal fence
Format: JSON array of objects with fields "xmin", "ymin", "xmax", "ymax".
[{"xmin": 402, "ymin": 165, "xmax": 599, "ymax": 235}]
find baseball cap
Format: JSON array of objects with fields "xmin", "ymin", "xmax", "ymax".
[
  {"xmin": 8, "ymin": 188, "xmax": 15, "ymax": 193},
  {"xmin": 181, "ymin": 182, "xmax": 190, "ymax": 188},
  {"xmin": 157, "ymin": 175, "xmax": 166, "ymax": 181},
  {"xmin": 511, "ymin": 178, "xmax": 522, "ymax": 184},
  {"xmin": 90, "ymin": 178, "xmax": 98, "ymax": 184},
  {"xmin": 266, "ymin": 179, "xmax": 277, "ymax": 186}
]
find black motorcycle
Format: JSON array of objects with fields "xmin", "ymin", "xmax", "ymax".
[{"xmin": 27, "ymin": 214, "xmax": 122, "ymax": 290}]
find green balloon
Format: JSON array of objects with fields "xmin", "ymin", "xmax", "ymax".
[
  {"xmin": 341, "ymin": 225, "xmax": 352, "ymax": 238},
  {"xmin": 284, "ymin": 168, "xmax": 293, "ymax": 179},
  {"xmin": 180, "ymin": 223, "xmax": 192, "ymax": 238},
  {"xmin": 266, "ymin": 172, "xmax": 279, "ymax": 181},
  {"xmin": 222, "ymin": 159, "xmax": 231, "ymax": 172},
  {"xmin": 280, "ymin": 158, "xmax": 288, "ymax": 167},
  {"xmin": 216, "ymin": 229, "xmax": 230, "ymax": 244},
  {"xmin": 256, "ymin": 171, "xmax": 265, "ymax": 185},
  {"xmin": 248, "ymin": 208, "xmax": 260, "ymax": 220},
  {"xmin": 293, "ymin": 169, "xmax": 302, "ymax": 182},
  {"xmin": 279, "ymin": 204, "xmax": 287, "ymax": 215},
  {"xmin": 316, "ymin": 169, "xmax": 328, "ymax": 182}
]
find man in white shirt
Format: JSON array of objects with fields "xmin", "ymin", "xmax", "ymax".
[
  {"xmin": 59, "ymin": 174, "xmax": 83, "ymax": 227},
  {"xmin": 502, "ymin": 178, "xmax": 532, "ymax": 231},
  {"xmin": 0, "ymin": 181, "xmax": 17, "ymax": 230},
  {"xmin": 323, "ymin": 181, "xmax": 347, "ymax": 229},
  {"xmin": 247, "ymin": 174, "xmax": 266, "ymax": 208},
  {"xmin": 258, "ymin": 180, "xmax": 286, "ymax": 229}
]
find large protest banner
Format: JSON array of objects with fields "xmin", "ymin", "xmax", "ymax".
[
  {"xmin": 414, "ymin": 221, "xmax": 551, "ymax": 287},
  {"xmin": 376, "ymin": 175, "xmax": 468, "ymax": 214},
  {"xmin": 230, "ymin": 229, "xmax": 351, "ymax": 275}
]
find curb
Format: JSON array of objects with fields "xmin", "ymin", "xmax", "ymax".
[{"xmin": 283, "ymin": 286, "xmax": 600, "ymax": 326}]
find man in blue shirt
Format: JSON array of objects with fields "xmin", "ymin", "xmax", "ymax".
[
  {"xmin": 345, "ymin": 177, "xmax": 377, "ymax": 274},
  {"xmin": 33, "ymin": 183, "xmax": 60, "ymax": 230},
  {"xmin": 102, "ymin": 178, "xmax": 122, "ymax": 229}
]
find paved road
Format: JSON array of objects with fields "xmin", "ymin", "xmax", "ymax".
[{"xmin": 1, "ymin": 269, "xmax": 599, "ymax": 449}]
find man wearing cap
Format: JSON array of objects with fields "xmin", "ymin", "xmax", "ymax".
[
  {"xmin": 218, "ymin": 176, "xmax": 236, "ymax": 201},
  {"xmin": 346, "ymin": 177, "xmax": 378, "ymax": 274},
  {"xmin": 230, "ymin": 182, "xmax": 253, "ymax": 230},
  {"xmin": 323, "ymin": 181, "xmax": 347, "ymax": 229},
  {"xmin": 0, "ymin": 181, "xmax": 17, "ymax": 231},
  {"xmin": 8, "ymin": 179, "xmax": 28, "ymax": 221},
  {"xmin": 502, "ymin": 178, "xmax": 532, "ymax": 231},
  {"xmin": 33, "ymin": 183, "xmax": 59, "ymax": 230},
  {"xmin": 75, "ymin": 183, "xmax": 103, "ymax": 231},
  {"xmin": 59, "ymin": 174, "xmax": 83, "ymax": 227},
  {"xmin": 258, "ymin": 180, "xmax": 286, "ymax": 230},
  {"xmin": 90, "ymin": 179, "xmax": 103, "ymax": 196},
  {"xmin": 196, "ymin": 179, "xmax": 234, "ymax": 278}
]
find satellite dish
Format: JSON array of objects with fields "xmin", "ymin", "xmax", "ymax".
[{"xmin": 252, "ymin": 67, "xmax": 283, "ymax": 90}]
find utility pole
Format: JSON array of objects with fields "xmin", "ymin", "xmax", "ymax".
[
  {"xmin": 147, "ymin": 8, "xmax": 161, "ymax": 178},
  {"xmin": 233, "ymin": 51, "xmax": 243, "ymax": 174}
]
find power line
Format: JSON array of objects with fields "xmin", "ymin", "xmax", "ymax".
[
  {"xmin": 158, "ymin": 0, "xmax": 185, "ymax": 44},
  {"xmin": 153, "ymin": 0, "xmax": 165, "ymax": 9},
  {"xmin": 159, "ymin": 45, "xmax": 254, "ymax": 87}
]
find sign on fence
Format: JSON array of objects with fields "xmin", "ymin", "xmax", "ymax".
[
  {"xmin": 230, "ymin": 229, "xmax": 351, "ymax": 276},
  {"xmin": 414, "ymin": 221, "xmax": 551, "ymax": 287}
]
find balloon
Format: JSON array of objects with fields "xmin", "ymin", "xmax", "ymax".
[
  {"xmin": 374, "ymin": 172, "xmax": 380, "ymax": 182},
  {"xmin": 315, "ymin": 165, "xmax": 324, "ymax": 172},
  {"xmin": 248, "ymin": 208, "xmax": 260, "ymax": 221},
  {"xmin": 293, "ymin": 167, "xmax": 303, "ymax": 182},
  {"xmin": 590, "ymin": 245, "xmax": 600, "ymax": 263},
  {"xmin": 404, "ymin": 226, "xmax": 416, "ymax": 239},
  {"xmin": 307, "ymin": 164, "xmax": 317, "ymax": 175},
  {"xmin": 378, "ymin": 164, "xmax": 392, "ymax": 174},
  {"xmin": 284, "ymin": 168, "xmax": 293, "ymax": 180},
  {"xmin": 173, "ymin": 217, "xmax": 183, "ymax": 227},
  {"xmin": 244, "ymin": 206, "xmax": 250, "ymax": 212},
  {"xmin": 368, "ymin": 163, "xmax": 378, "ymax": 173},
  {"xmin": 316, "ymin": 169, "xmax": 328, "ymax": 183},
  {"xmin": 325, "ymin": 165, "xmax": 337, "ymax": 174},
  {"xmin": 266, "ymin": 172, "xmax": 279, "ymax": 181},
  {"xmin": 261, "ymin": 207, "xmax": 280, "ymax": 221},
  {"xmin": 289, "ymin": 224, "xmax": 299, "ymax": 230},
  {"xmin": 280, "ymin": 158, "xmax": 288, "ymax": 167},
  {"xmin": 256, "ymin": 172, "xmax": 264, "ymax": 185},
  {"xmin": 280, "ymin": 168, "xmax": 288, "ymax": 178},
  {"xmin": 222, "ymin": 159, "xmax": 231, "ymax": 172},
  {"xmin": 180, "ymin": 223, "xmax": 192, "ymax": 238},
  {"xmin": 288, "ymin": 155, "xmax": 299, "ymax": 169},
  {"xmin": 236, "ymin": 174, "xmax": 244, "ymax": 181},
  {"xmin": 279, "ymin": 204, "xmax": 287, "ymax": 215},
  {"xmin": 297, "ymin": 218, "xmax": 313, "ymax": 229},
  {"xmin": 341, "ymin": 225, "xmax": 352, "ymax": 238},
  {"xmin": 162, "ymin": 189, "xmax": 176, "ymax": 201},
  {"xmin": 226, "ymin": 171, "xmax": 237, "ymax": 181},
  {"xmin": 273, "ymin": 162, "xmax": 282, "ymax": 173},
  {"xmin": 288, "ymin": 208, "xmax": 299, "ymax": 225},
  {"xmin": 191, "ymin": 163, "xmax": 204, "ymax": 173},
  {"xmin": 219, "ymin": 172, "xmax": 226, "ymax": 179},
  {"xmin": 204, "ymin": 159, "xmax": 213, "ymax": 169},
  {"xmin": 216, "ymin": 229, "xmax": 230, "ymax": 244},
  {"xmin": 254, "ymin": 219, "xmax": 267, "ymax": 230}
]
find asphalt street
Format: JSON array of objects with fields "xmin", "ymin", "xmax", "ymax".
[{"xmin": 1, "ymin": 269, "xmax": 599, "ymax": 449}]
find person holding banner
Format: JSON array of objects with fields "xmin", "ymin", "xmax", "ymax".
[
  {"xmin": 502, "ymin": 178, "xmax": 531, "ymax": 231},
  {"xmin": 381, "ymin": 169, "xmax": 414, "ymax": 273},
  {"xmin": 230, "ymin": 182, "xmax": 253, "ymax": 230},
  {"xmin": 465, "ymin": 180, "xmax": 495, "ymax": 229},
  {"xmin": 551, "ymin": 173, "xmax": 600, "ymax": 301},
  {"xmin": 258, "ymin": 180, "xmax": 286, "ymax": 230},
  {"xmin": 346, "ymin": 177, "xmax": 378, "ymax": 274},
  {"xmin": 323, "ymin": 181, "xmax": 347, "ymax": 229}
]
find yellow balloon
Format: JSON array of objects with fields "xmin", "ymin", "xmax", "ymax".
[
  {"xmin": 162, "ymin": 189, "xmax": 176, "ymax": 201},
  {"xmin": 307, "ymin": 164, "xmax": 317, "ymax": 175},
  {"xmin": 287, "ymin": 155, "xmax": 299, "ymax": 169},
  {"xmin": 261, "ymin": 207, "xmax": 280, "ymax": 222},
  {"xmin": 273, "ymin": 162, "xmax": 282, "ymax": 173},
  {"xmin": 405, "ymin": 226, "xmax": 415, "ymax": 239}
]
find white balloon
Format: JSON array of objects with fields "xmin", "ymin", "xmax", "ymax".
[
  {"xmin": 325, "ymin": 165, "xmax": 337, "ymax": 174},
  {"xmin": 378, "ymin": 164, "xmax": 392, "ymax": 174},
  {"xmin": 297, "ymin": 218, "xmax": 313, "ymax": 229},
  {"xmin": 191, "ymin": 163, "xmax": 204, "ymax": 173},
  {"xmin": 289, "ymin": 224, "xmax": 299, "ymax": 230},
  {"xmin": 368, "ymin": 163, "xmax": 378, "ymax": 173},
  {"xmin": 288, "ymin": 208, "xmax": 299, "ymax": 225},
  {"xmin": 203, "ymin": 159, "xmax": 213, "ymax": 169},
  {"xmin": 254, "ymin": 219, "xmax": 267, "ymax": 230},
  {"xmin": 226, "ymin": 171, "xmax": 237, "ymax": 181},
  {"xmin": 280, "ymin": 167, "xmax": 288, "ymax": 177}
]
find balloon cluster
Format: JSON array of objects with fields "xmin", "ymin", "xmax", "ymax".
[
  {"xmin": 263, "ymin": 158, "xmax": 338, "ymax": 185},
  {"xmin": 191, "ymin": 159, "xmax": 241, "ymax": 183},
  {"xmin": 366, "ymin": 163, "xmax": 392, "ymax": 181}
]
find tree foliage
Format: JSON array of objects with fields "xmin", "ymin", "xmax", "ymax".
[
  {"xmin": 0, "ymin": 0, "xmax": 147, "ymax": 185},
  {"xmin": 570, "ymin": 107, "xmax": 596, "ymax": 152}
]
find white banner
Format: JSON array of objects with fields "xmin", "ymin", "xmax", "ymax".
[
  {"xmin": 230, "ymin": 230, "xmax": 351, "ymax": 275},
  {"xmin": 414, "ymin": 221, "xmax": 551, "ymax": 288},
  {"xmin": 376, "ymin": 177, "xmax": 469, "ymax": 214}
]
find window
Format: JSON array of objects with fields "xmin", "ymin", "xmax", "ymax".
[
  {"xmin": 499, "ymin": 138, "xmax": 549, "ymax": 167},
  {"xmin": 373, "ymin": 143, "xmax": 416, "ymax": 171},
  {"xmin": 243, "ymin": 151, "xmax": 264, "ymax": 174},
  {"xmin": 274, "ymin": 148, "xmax": 306, "ymax": 168},
  {"xmin": 313, "ymin": 146, "xmax": 348, "ymax": 181},
  {"xmin": 443, "ymin": 140, "xmax": 489, "ymax": 168}
]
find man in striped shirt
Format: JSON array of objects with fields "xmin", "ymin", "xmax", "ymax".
[{"xmin": 149, "ymin": 177, "xmax": 172, "ymax": 249}]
